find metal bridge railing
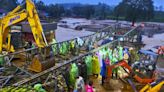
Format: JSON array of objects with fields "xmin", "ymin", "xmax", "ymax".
[
  {"xmin": 13, "ymin": 25, "xmax": 141, "ymax": 87},
  {"xmin": 1, "ymin": 24, "xmax": 126, "ymax": 87}
]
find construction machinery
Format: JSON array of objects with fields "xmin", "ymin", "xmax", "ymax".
[
  {"xmin": 0, "ymin": 0, "xmax": 48, "ymax": 53},
  {"xmin": 139, "ymin": 77, "xmax": 164, "ymax": 92},
  {"xmin": 127, "ymin": 77, "xmax": 164, "ymax": 92},
  {"xmin": 0, "ymin": 0, "xmax": 53, "ymax": 72},
  {"xmin": 107, "ymin": 49, "xmax": 159, "ymax": 84},
  {"xmin": 107, "ymin": 60, "xmax": 155, "ymax": 84}
]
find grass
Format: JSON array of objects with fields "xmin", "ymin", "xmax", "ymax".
[
  {"xmin": 107, "ymin": 16, "xmax": 164, "ymax": 23},
  {"xmin": 150, "ymin": 18, "xmax": 164, "ymax": 23}
]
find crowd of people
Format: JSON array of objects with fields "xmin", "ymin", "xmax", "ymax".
[{"xmin": 74, "ymin": 76, "xmax": 95, "ymax": 92}]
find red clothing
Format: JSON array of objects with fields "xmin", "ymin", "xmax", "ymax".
[
  {"xmin": 85, "ymin": 85, "xmax": 94, "ymax": 92},
  {"xmin": 105, "ymin": 58, "xmax": 110, "ymax": 65}
]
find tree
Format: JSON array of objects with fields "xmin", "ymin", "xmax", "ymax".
[
  {"xmin": 114, "ymin": 0, "xmax": 154, "ymax": 26},
  {"xmin": 47, "ymin": 4, "xmax": 65, "ymax": 18},
  {"xmin": 114, "ymin": 1, "xmax": 127, "ymax": 21},
  {"xmin": 72, "ymin": 6, "xmax": 83, "ymax": 17},
  {"xmin": 64, "ymin": 9, "xmax": 72, "ymax": 17},
  {"xmin": 0, "ymin": 0, "xmax": 18, "ymax": 11},
  {"xmin": 35, "ymin": 0, "xmax": 47, "ymax": 11},
  {"xmin": 82, "ymin": 5, "xmax": 95, "ymax": 19},
  {"xmin": 94, "ymin": 3, "xmax": 111, "ymax": 19},
  {"xmin": 100, "ymin": 3, "xmax": 107, "ymax": 19},
  {"xmin": 71, "ymin": 5, "xmax": 95, "ymax": 19}
]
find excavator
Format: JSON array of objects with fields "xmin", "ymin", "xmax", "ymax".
[
  {"xmin": 107, "ymin": 60, "xmax": 155, "ymax": 84},
  {"xmin": 0, "ymin": 0, "xmax": 54, "ymax": 72},
  {"xmin": 139, "ymin": 77, "xmax": 164, "ymax": 92},
  {"xmin": 107, "ymin": 60, "xmax": 164, "ymax": 91}
]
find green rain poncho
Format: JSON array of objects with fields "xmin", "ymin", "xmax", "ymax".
[
  {"xmin": 108, "ymin": 49, "xmax": 113, "ymax": 61},
  {"xmin": 70, "ymin": 40, "xmax": 79, "ymax": 55},
  {"xmin": 118, "ymin": 46, "xmax": 123, "ymax": 61},
  {"xmin": 70, "ymin": 40, "xmax": 75, "ymax": 49},
  {"xmin": 111, "ymin": 48, "xmax": 120, "ymax": 74},
  {"xmin": 34, "ymin": 84, "xmax": 46, "ymax": 92},
  {"xmin": 111, "ymin": 48, "xmax": 118, "ymax": 64},
  {"xmin": 70, "ymin": 40, "xmax": 75, "ymax": 53},
  {"xmin": 0, "ymin": 55, "xmax": 4, "ymax": 65},
  {"xmin": 69, "ymin": 63, "xmax": 79, "ymax": 87},
  {"xmin": 85, "ymin": 55, "xmax": 93, "ymax": 75},
  {"xmin": 31, "ymin": 43, "xmax": 36, "ymax": 54},
  {"xmin": 111, "ymin": 56, "xmax": 118, "ymax": 65},
  {"xmin": 60, "ymin": 42, "xmax": 68, "ymax": 55},
  {"xmin": 51, "ymin": 39, "xmax": 57, "ymax": 55},
  {"xmin": 92, "ymin": 56, "xmax": 100, "ymax": 74},
  {"xmin": 100, "ymin": 48, "xmax": 109, "ymax": 60}
]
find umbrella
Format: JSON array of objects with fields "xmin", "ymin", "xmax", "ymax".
[{"xmin": 139, "ymin": 50, "xmax": 158, "ymax": 56}]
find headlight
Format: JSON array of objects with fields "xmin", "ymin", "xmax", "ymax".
[
  {"xmin": 119, "ymin": 37, "xmax": 124, "ymax": 41},
  {"xmin": 109, "ymin": 37, "xmax": 114, "ymax": 41}
]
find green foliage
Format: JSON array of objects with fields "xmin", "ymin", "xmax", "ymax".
[
  {"xmin": 150, "ymin": 11, "xmax": 164, "ymax": 22},
  {"xmin": 47, "ymin": 4, "xmax": 65, "ymax": 18},
  {"xmin": 114, "ymin": 1, "xmax": 127, "ymax": 20},
  {"xmin": 71, "ymin": 5, "xmax": 95, "ymax": 19},
  {"xmin": 94, "ymin": 3, "xmax": 112, "ymax": 19},
  {"xmin": 0, "ymin": 0, "xmax": 18, "ymax": 11},
  {"xmin": 82, "ymin": 5, "xmax": 95, "ymax": 19},
  {"xmin": 1, "ymin": 0, "xmax": 163, "ymax": 22},
  {"xmin": 114, "ymin": 0, "xmax": 154, "ymax": 24},
  {"xmin": 35, "ymin": 1, "xmax": 65, "ymax": 18},
  {"xmin": 35, "ymin": 1, "xmax": 47, "ymax": 11},
  {"xmin": 107, "ymin": 16, "xmax": 125, "ymax": 20},
  {"xmin": 69, "ymin": 3, "xmax": 113, "ymax": 19}
]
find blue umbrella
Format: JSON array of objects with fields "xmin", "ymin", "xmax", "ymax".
[{"xmin": 139, "ymin": 50, "xmax": 158, "ymax": 57}]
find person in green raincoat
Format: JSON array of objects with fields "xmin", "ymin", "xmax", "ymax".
[
  {"xmin": 69, "ymin": 63, "xmax": 79, "ymax": 88},
  {"xmin": 0, "ymin": 55, "xmax": 4, "ymax": 66},
  {"xmin": 118, "ymin": 46, "xmax": 123, "ymax": 61},
  {"xmin": 51, "ymin": 38, "xmax": 57, "ymax": 55},
  {"xmin": 60, "ymin": 42, "xmax": 68, "ymax": 55},
  {"xmin": 111, "ymin": 48, "xmax": 119, "ymax": 78},
  {"xmin": 70, "ymin": 41, "xmax": 75, "ymax": 50},
  {"xmin": 31, "ymin": 42, "xmax": 36, "ymax": 56},
  {"xmin": 101, "ymin": 47, "xmax": 109, "ymax": 60},
  {"xmin": 85, "ymin": 55, "xmax": 93, "ymax": 76},
  {"xmin": 34, "ymin": 83, "xmax": 46, "ymax": 92},
  {"xmin": 70, "ymin": 40, "xmax": 79, "ymax": 55},
  {"xmin": 108, "ymin": 48, "xmax": 113, "ymax": 61}
]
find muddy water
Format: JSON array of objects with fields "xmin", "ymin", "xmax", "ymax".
[
  {"xmin": 56, "ymin": 27, "xmax": 94, "ymax": 42},
  {"xmin": 142, "ymin": 33, "xmax": 164, "ymax": 50}
]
